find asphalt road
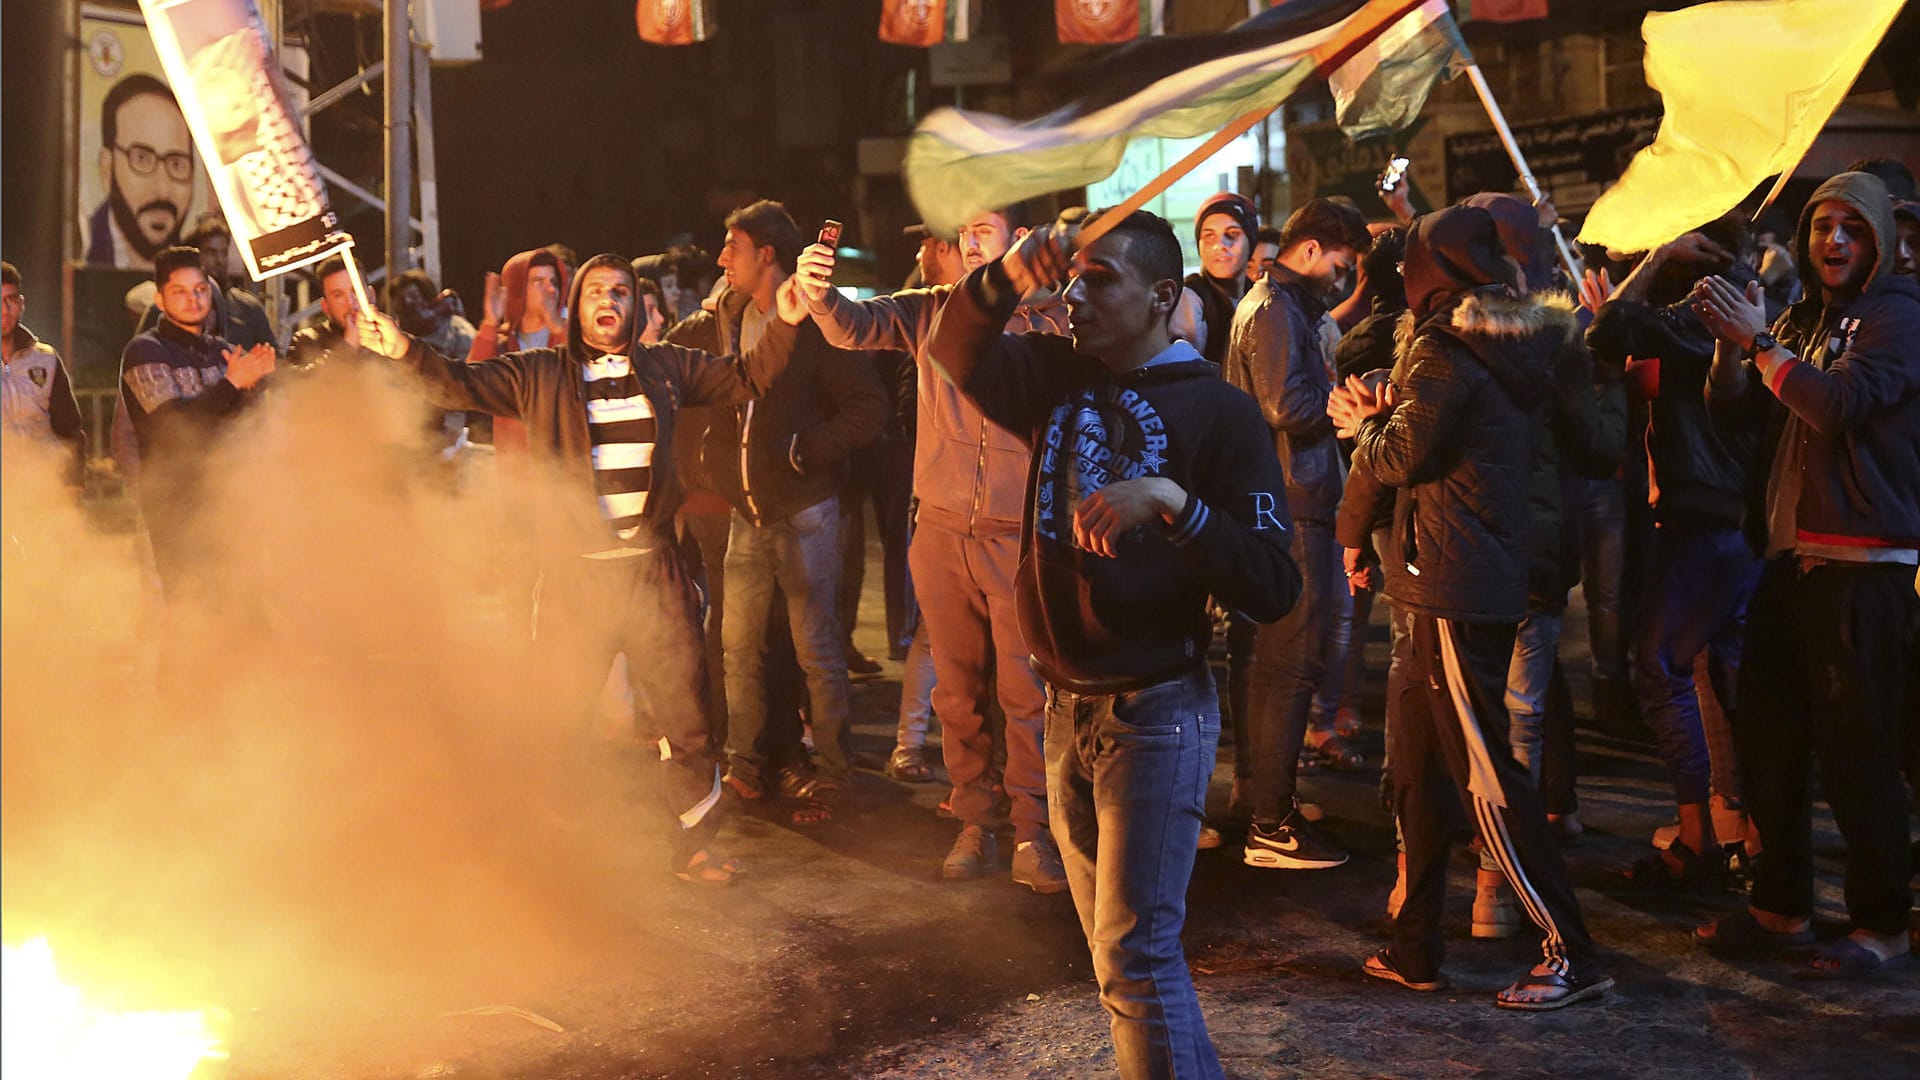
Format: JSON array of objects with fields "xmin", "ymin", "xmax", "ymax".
[{"xmin": 217, "ymin": 571, "xmax": 1918, "ymax": 1080}]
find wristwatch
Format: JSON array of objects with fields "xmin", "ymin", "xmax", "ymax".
[{"xmin": 1745, "ymin": 330, "xmax": 1778, "ymax": 359}]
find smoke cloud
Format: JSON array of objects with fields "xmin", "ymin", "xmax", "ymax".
[{"xmin": 2, "ymin": 359, "xmax": 702, "ymax": 1074}]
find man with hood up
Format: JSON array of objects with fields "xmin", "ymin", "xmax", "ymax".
[
  {"xmin": 355, "ymin": 253, "xmax": 811, "ymax": 884},
  {"xmin": 468, "ymin": 248, "xmax": 573, "ymax": 450},
  {"xmin": 1331, "ymin": 205, "xmax": 1611, "ymax": 1010},
  {"xmin": 1691, "ymin": 171, "xmax": 1919, "ymax": 978}
]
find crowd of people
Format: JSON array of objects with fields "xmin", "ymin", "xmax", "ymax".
[{"xmin": 4, "ymin": 150, "xmax": 1917, "ymax": 1080}]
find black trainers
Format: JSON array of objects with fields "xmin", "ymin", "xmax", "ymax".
[
  {"xmin": 1244, "ymin": 807, "xmax": 1348, "ymax": 869},
  {"xmin": 942, "ymin": 824, "xmax": 998, "ymax": 880}
]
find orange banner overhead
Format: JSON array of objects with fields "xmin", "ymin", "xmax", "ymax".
[
  {"xmin": 1056, "ymin": 0, "xmax": 1164, "ymax": 45},
  {"xmin": 636, "ymin": 0, "xmax": 714, "ymax": 46},
  {"xmin": 881, "ymin": 0, "xmax": 961, "ymax": 47}
]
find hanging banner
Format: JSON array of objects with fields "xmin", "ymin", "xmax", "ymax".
[
  {"xmin": 636, "ymin": 0, "xmax": 716, "ymax": 46},
  {"xmin": 137, "ymin": 0, "xmax": 353, "ymax": 281},
  {"xmin": 78, "ymin": 5, "xmax": 214, "ymax": 272},
  {"xmin": 881, "ymin": 0, "xmax": 970, "ymax": 47},
  {"xmin": 1056, "ymin": 0, "xmax": 1165, "ymax": 45}
]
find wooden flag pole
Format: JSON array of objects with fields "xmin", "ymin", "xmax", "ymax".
[
  {"xmin": 1463, "ymin": 63, "xmax": 1582, "ymax": 282},
  {"xmin": 1074, "ymin": 104, "xmax": 1278, "ymax": 251}
]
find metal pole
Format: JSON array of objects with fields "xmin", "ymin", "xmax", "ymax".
[
  {"xmin": 385, "ymin": 0, "xmax": 414, "ymax": 288},
  {"xmin": 1463, "ymin": 63, "xmax": 1581, "ymax": 282},
  {"xmin": 412, "ymin": 43, "xmax": 442, "ymax": 287}
]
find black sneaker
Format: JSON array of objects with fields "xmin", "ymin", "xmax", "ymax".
[
  {"xmin": 1244, "ymin": 807, "xmax": 1347, "ymax": 869},
  {"xmin": 1364, "ymin": 948, "xmax": 1449, "ymax": 992}
]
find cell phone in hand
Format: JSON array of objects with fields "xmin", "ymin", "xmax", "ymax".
[
  {"xmin": 1378, "ymin": 156, "xmax": 1411, "ymax": 194},
  {"xmin": 818, "ymin": 220, "xmax": 843, "ymax": 247}
]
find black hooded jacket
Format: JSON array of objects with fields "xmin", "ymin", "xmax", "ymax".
[
  {"xmin": 1727, "ymin": 171, "xmax": 1920, "ymax": 555},
  {"xmin": 1351, "ymin": 207, "xmax": 1557, "ymax": 623},
  {"xmin": 393, "ymin": 253, "xmax": 799, "ymax": 559}
]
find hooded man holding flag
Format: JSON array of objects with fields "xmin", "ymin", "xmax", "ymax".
[{"xmin": 354, "ymin": 255, "xmax": 812, "ymax": 885}]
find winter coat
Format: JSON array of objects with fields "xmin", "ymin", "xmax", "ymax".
[{"xmin": 1223, "ymin": 264, "xmax": 1344, "ymax": 524}]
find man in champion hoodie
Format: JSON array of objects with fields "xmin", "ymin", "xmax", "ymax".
[
  {"xmin": 926, "ymin": 207, "xmax": 1300, "ymax": 1080},
  {"xmin": 355, "ymin": 253, "xmax": 809, "ymax": 884},
  {"xmin": 1691, "ymin": 171, "xmax": 1919, "ymax": 977},
  {"xmin": 1330, "ymin": 205, "xmax": 1610, "ymax": 1010}
]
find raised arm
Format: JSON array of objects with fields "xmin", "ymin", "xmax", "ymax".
[
  {"xmin": 358, "ymin": 308, "xmax": 526, "ymax": 416},
  {"xmin": 925, "ymin": 250, "xmax": 1073, "ymax": 438}
]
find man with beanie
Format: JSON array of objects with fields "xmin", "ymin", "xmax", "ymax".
[
  {"xmin": 926, "ymin": 206, "xmax": 1301, "ymax": 1077},
  {"xmin": 792, "ymin": 207, "xmax": 1075, "ymax": 889},
  {"xmin": 354, "ymin": 253, "xmax": 811, "ymax": 884},
  {"xmin": 1222, "ymin": 197, "xmax": 1370, "ymax": 872},
  {"xmin": 1181, "ymin": 191, "xmax": 1258, "ymax": 366},
  {"xmin": 1331, "ymin": 205, "xmax": 1611, "ymax": 1010},
  {"xmin": 1691, "ymin": 171, "xmax": 1919, "ymax": 977}
]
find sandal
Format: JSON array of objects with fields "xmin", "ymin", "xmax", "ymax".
[
  {"xmin": 791, "ymin": 782, "xmax": 844, "ymax": 827},
  {"xmin": 1494, "ymin": 964, "xmax": 1614, "ymax": 1011},
  {"xmin": 885, "ymin": 745, "xmax": 934, "ymax": 783},
  {"xmin": 675, "ymin": 849, "xmax": 743, "ymax": 886},
  {"xmin": 1305, "ymin": 729, "xmax": 1366, "ymax": 771},
  {"xmin": 775, "ymin": 765, "xmax": 821, "ymax": 802},
  {"xmin": 1799, "ymin": 937, "xmax": 1913, "ymax": 980},
  {"xmin": 1693, "ymin": 907, "xmax": 1814, "ymax": 954},
  {"xmin": 1363, "ymin": 948, "xmax": 1449, "ymax": 992}
]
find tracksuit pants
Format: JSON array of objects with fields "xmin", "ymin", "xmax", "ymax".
[{"xmin": 1391, "ymin": 612, "xmax": 1596, "ymax": 980}]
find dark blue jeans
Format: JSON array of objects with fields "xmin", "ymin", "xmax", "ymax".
[
  {"xmin": 1047, "ymin": 667, "xmax": 1224, "ymax": 1080},
  {"xmin": 1631, "ymin": 525, "xmax": 1759, "ymax": 807}
]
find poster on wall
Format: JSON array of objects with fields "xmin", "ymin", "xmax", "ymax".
[
  {"xmin": 78, "ymin": 4, "xmax": 213, "ymax": 271},
  {"xmin": 138, "ymin": 0, "xmax": 353, "ymax": 281}
]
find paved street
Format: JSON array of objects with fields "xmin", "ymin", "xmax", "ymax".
[{"xmin": 212, "ymin": 566, "xmax": 1918, "ymax": 1080}]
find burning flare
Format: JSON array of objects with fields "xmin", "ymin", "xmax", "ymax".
[{"xmin": 1, "ymin": 937, "xmax": 225, "ymax": 1080}]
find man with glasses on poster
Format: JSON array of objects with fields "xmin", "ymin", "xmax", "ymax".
[{"xmin": 87, "ymin": 74, "xmax": 196, "ymax": 270}]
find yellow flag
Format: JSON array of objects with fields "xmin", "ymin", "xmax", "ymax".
[{"xmin": 1578, "ymin": 0, "xmax": 1905, "ymax": 254}]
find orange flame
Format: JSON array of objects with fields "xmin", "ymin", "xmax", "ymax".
[{"xmin": 0, "ymin": 938, "xmax": 226, "ymax": 1080}]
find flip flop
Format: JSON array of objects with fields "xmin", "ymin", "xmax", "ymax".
[
  {"xmin": 674, "ymin": 850, "xmax": 742, "ymax": 886},
  {"xmin": 1494, "ymin": 967, "xmax": 1614, "ymax": 1011},
  {"xmin": 1799, "ymin": 938, "xmax": 1913, "ymax": 981}
]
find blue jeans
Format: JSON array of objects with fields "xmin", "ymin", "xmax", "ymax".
[
  {"xmin": 722, "ymin": 496, "xmax": 852, "ymax": 786},
  {"xmin": 1632, "ymin": 525, "xmax": 1759, "ymax": 806},
  {"xmin": 1047, "ymin": 667, "xmax": 1224, "ymax": 1080},
  {"xmin": 1504, "ymin": 609, "xmax": 1564, "ymax": 785}
]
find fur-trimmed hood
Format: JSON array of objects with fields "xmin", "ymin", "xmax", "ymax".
[{"xmin": 1394, "ymin": 287, "xmax": 1571, "ymax": 413}]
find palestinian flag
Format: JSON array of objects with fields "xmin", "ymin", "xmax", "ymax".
[
  {"xmin": 1329, "ymin": 0, "xmax": 1468, "ymax": 140},
  {"xmin": 636, "ymin": 0, "xmax": 716, "ymax": 45},
  {"xmin": 905, "ymin": 0, "xmax": 1445, "ymax": 235},
  {"xmin": 1057, "ymin": 0, "xmax": 1166, "ymax": 45},
  {"xmin": 880, "ymin": 0, "xmax": 974, "ymax": 47}
]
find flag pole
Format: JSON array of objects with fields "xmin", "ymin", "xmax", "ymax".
[
  {"xmin": 1462, "ymin": 63, "xmax": 1582, "ymax": 282},
  {"xmin": 1075, "ymin": 104, "xmax": 1277, "ymax": 251},
  {"xmin": 1750, "ymin": 167, "xmax": 1799, "ymax": 224},
  {"xmin": 339, "ymin": 244, "xmax": 376, "ymax": 316}
]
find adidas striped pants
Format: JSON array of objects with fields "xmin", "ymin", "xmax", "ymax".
[{"xmin": 1390, "ymin": 612, "xmax": 1596, "ymax": 980}]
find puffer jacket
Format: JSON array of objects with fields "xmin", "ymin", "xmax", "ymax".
[
  {"xmin": 1223, "ymin": 264, "xmax": 1343, "ymax": 523},
  {"xmin": 1353, "ymin": 288, "xmax": 1558, "ymax": 623}
]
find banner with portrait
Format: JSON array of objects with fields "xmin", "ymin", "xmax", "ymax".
[
  {"xmin": 138, "ymin": 0, "xmax": 353, "ymax": 281},
  {"xmin": 78, "ymin": 4, "xmax": 215, "ymax": 272}
]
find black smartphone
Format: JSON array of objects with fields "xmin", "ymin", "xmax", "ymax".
[{"xmin": 818, "ymin": 219, "xmax": 843, "ymax": 247}]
